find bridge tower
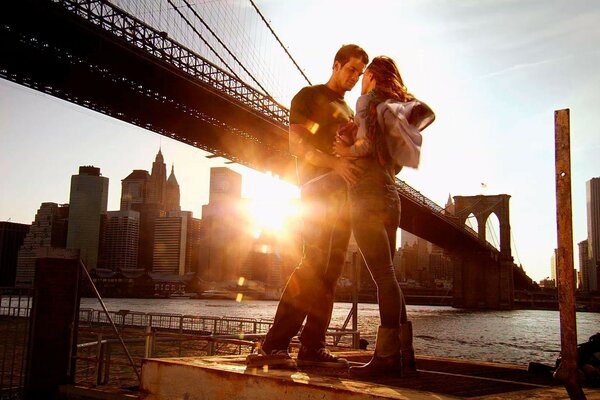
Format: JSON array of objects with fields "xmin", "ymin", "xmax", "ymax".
[{"xmin": 452, "ymin": 194, "xmax": 514, "ymax": 309}]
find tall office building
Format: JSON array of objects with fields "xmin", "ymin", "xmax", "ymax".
[
  {"xmin": 578, "ymin": 240, "xmax": 589, "ymax": 290},
  {"xmin": 66, "ymin": 166, "xmax": 109, "ymax": 270},
  {"xmin": 199, "ymin": 167, "xmax": 248, "ymax": 282},
  {"xmin": 15, "ymin": 203, "xmax": 69, "ymax": 287},
  {"xmin": 120, "ymin": 169, "xmax": 150, "ymax": 211},
  {"xmin": 0, "ymin": 222, "xmax": 30, "ymax": 287},
  {"xmin": 585, "ymin": 177, "xmax": 600, "ymax": 291},
  {"xmin": 152, "ymin": 211, "xmax": 192, "ymax": 275},
  {"xmin": 147, "ymin": 148, "xmax": 167, "ymax": 206},
  {"xmin": 165, "ymin": 164, "xmax": 181, "ymax": 212},
  {"xmin": 120, "ymin": 149, "xmax": 180, "ymax": 270},
  {"xmin": 102, "ymin": 210, "xmax": 140, "ymax": 271}
]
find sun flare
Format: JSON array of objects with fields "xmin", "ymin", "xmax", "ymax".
[{"xmin": 241, "ymin": 171, "xmax": 300, "ymax": 236}]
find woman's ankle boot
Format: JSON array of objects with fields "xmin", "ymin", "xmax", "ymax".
[
  {"xmin": 400, "ymin": 321, "xmax": 416, "ymax": 372},
  {"xmin": 349, "ymin": 326, "xmax": 401, "ymax": 378}
]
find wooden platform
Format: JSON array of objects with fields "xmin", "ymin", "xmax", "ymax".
[{"xmin": 138, "ymin": 351, "xmax": 600, "ymax": 399}]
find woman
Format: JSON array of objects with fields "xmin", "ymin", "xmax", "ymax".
[{"xmin": 334, "ymin": 56, "xmax": 434, "ymax": 378}]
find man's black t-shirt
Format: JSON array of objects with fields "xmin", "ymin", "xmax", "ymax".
[{"xmin": 289, "ymin": 84, "xmax": 353, "ymax": 185}]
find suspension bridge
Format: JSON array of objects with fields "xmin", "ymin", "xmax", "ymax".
[{"xmin": 0, "ymin": 0, "xmax": 535, "ymax": 309}]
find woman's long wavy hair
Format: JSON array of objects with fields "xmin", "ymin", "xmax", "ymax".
[
  {"xmin": 367, "ymin": 56, "xmax": 414, "ymax": 102},
  {"xmin": 365, "ymin": 56, "xmax": 414, "ymax": 171}
]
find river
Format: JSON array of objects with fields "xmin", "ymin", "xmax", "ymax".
[{"xmin": 79, "ymin": 297, "xmax": 600, "ymax": 367}]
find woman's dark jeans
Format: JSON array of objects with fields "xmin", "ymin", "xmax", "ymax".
[{"xmin": 349, "ymin": 159, "xmax": 407, "ymax": 328}]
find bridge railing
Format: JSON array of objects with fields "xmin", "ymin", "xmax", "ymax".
[
  {"xmin": 396, "ymin": 178, "xmax": 487, "ymax": 245},
  {"xmin": 53, "ymin": 0, "xmax": 289, "ymax": 124}
]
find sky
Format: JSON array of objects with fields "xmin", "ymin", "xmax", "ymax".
[{"xmin": 1, "ymin": 0, "xmax": 599, "ymax": 283}]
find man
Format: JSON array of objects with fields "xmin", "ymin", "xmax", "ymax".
[{"xmin": 247, "ymin": 44, "xmax": 368, "ymax": 369}]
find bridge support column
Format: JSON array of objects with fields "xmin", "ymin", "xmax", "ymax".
[
  {"xmin": 499, "ymin": 257, "xmax": 515, "ymax": 309},
  {"xmin": 453, "ymin": 252, "xmax": 513, "ymax": 309}
]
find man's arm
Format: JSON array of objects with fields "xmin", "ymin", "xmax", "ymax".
[{"xmin": 290, "ymin": 123, "xmax": 360, "ymax": 185}]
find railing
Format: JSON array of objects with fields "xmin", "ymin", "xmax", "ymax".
[
  {"xmin": 79, "ymin": 308, "xmax": 275, "ymax": 335},
  {"xmin": 0, "ymin": 288, "xmax": 32, "ymax": 400},
  {"xmin": 75, "ymin": 307, "xmax": 357, "ymax": 388}
]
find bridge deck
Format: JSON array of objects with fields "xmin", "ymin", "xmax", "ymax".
[{"xmin": 138, "ymin": 351, "xmax": 600, "ymax": 400}]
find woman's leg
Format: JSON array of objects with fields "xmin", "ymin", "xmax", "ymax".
[
  {"xmin": 353, "ymin": 215, "xmax": 401, "ymax": 328},
  {"xmin": 384, "ymin": 220, "xmax": 408, "ymax": 325}
]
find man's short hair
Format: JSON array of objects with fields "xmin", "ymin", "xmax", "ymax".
[{"xmin": 334, "ymin": 44, "xmax": 369, "ymax": 67}]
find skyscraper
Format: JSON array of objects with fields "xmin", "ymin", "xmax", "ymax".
[
  {"xmin": 120, "ymin": 169, "xmax": 150, "ymax": 211},
  {"xmin": 585, "ymin": 177, "xmax": 600, "ymax": 291},
  {"xmin": 200, "ymin": 167, "xmax": 247, "ymax": 282},
  {"xmin": 66, "ymin": 166, "xmax": 109, "ymax": 270},
  {"xmin": 119, "ymin": 149, "xmax": 180, "ymax": 270},
  {"xmin": 578, "ymin": 240, "xmax": 589, "ymax": 290},
  {"xmin": 152, "ymin": 210, "xmax": 192, "ymax": 275},
  {"xmin": 102, "ymin": 210, "xmax": 140, "ymax": 271},
  {"xmin": 15, "ymin": 203, "xmax": 69, "ymax": 287},
  {"xmin": 165, "ymin": 164, "xmax": 181, "ymax": 212},
  {"xmin": 0, "ymin": 222, "xmax": 30, "ymax": 287},
  {"xmin": 147, "ymin": 148, "xmax": 167, "ymax": 206}
]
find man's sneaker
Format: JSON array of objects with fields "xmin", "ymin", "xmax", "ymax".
[
  {"xmin": 296, "ymin": 346, "xmax": 349, "ymax": 369},
  {"xmin": 245, "ymin": 349, "xmax": 297, "ymax": 370}
]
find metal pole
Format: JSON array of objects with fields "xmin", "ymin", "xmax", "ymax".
[
  {"xmin": 352, "ymin": 251, "xmax": 359, "ymax": 349},
  {"xmin": 80, "ymin": 260, "xmax": 141, "ymax": 382},
  {"xmin": 553, "ymin": 108, "xmax": 586, "ymax": 400}
]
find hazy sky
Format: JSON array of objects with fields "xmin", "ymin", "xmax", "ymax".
[{"xmin": 1, "ymin": 0, "xmax": 599, "ymax": 282}]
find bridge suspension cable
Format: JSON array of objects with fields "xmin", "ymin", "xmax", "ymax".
[
  {"xmin": 163, "ymin": 0, "xmax": 242, "ymax": 82},
  {"xmin": 510, "ymin": 230, "xmax": 522, "ymax": 265},
  {"xmin": 248, "ymin": 0, "xmax": 312, "ymax": 86},
  {"xmin": 486, "ymin": 219, "xmax": 499, "ymax": 250},
  {"xmin": 174, "ymin": 0, "xmax": 275, "ymax": 99}
]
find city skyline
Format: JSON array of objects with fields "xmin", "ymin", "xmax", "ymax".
[{"xmin": 1, "ymin": 1, "xmax": 599, "ymax": 283}]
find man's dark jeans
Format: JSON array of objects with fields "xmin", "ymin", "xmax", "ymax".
[{"xmin": 262, "ymin": 173, "xmax": 351, "ymax": 352}]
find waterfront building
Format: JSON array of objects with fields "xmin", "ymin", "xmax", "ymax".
[
  {"xmin": 101, "ymin": 210, "xmax": 140, "ymax": 271},
  {"xmin": 152, "ymin": 211, "xmax": 193, "ymax": 275},
  {"xmin": 66, "ymin": 166, "xmax": 109, "ymax": 271},
  {"xmin": 15, "ymin": 203, "xmax": 69, "ymax": 287},
  {"xmin": 585, "ymin": 177, "xmax": 600, "ymax": 291},
  {"xmin": 0, "ymin": 221, "xmax": 30, "ymax": 287},
  {"xmin": 429, "ymin": 244, "xmax": 453, "ymax": 285}
]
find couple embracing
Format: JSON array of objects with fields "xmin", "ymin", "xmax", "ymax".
[{"xmin": 247, "ymin": 44, "xmax": 435, "ymax": 378}]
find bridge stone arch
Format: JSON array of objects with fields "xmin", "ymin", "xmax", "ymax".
[
  {"xmin": 451, "ymin": 194, "xmax": 515, "ymax": 309},
  {"xmin": 453, "ymin": 194, "xmax": 512, "ymax": 261}
]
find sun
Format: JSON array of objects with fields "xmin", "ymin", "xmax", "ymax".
[{"xmin": 241, "ymin": 170, "xmax": 300, "ymax": 236}]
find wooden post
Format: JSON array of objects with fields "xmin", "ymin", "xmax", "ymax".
[{"xmin": 553, "ymin": 108, "xmax": 586, "ymax": 399}]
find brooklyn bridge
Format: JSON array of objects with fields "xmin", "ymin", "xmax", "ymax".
[{"xmin": 0, "ymin": 0, "xmax": 536, "ymax": 309}]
